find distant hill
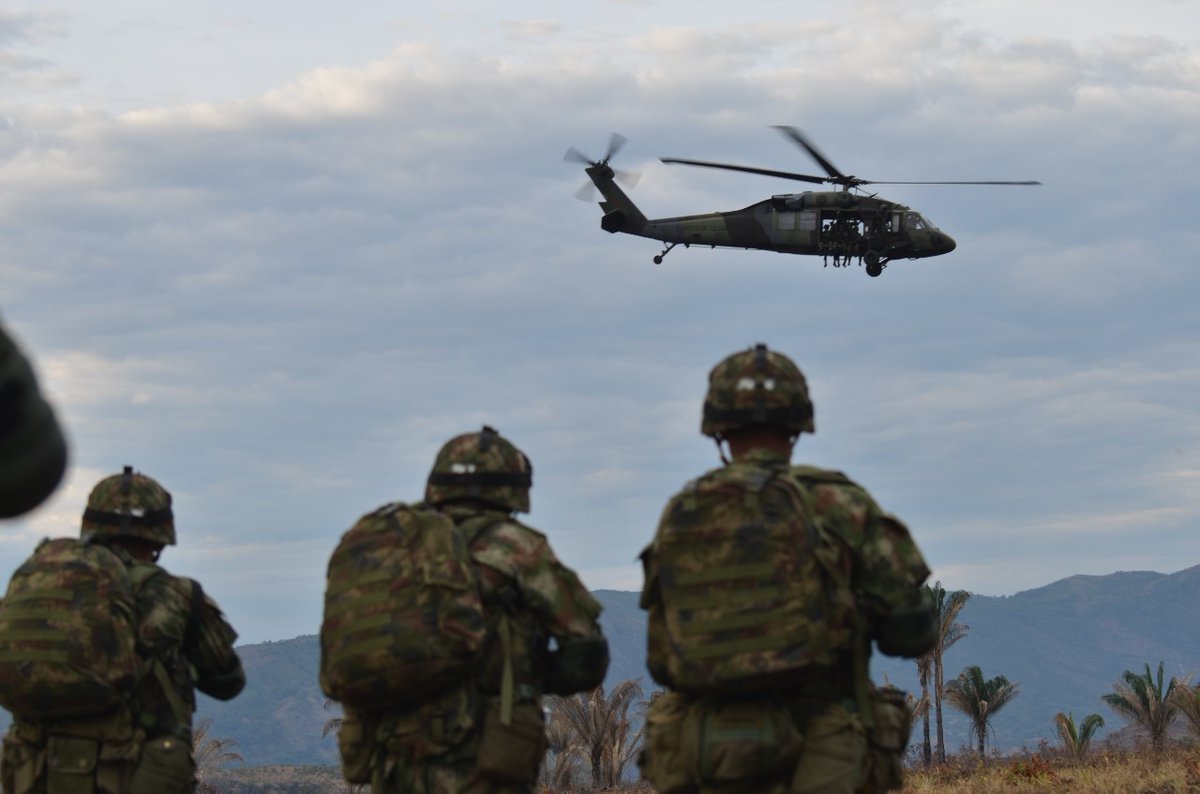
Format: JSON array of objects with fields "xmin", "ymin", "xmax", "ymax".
[
  {"xmin": 873, "ymin": 564, "xmax": 1200, "ymax": 753},
  {"xmin": 2, "ymin": 568, "xmax": 1198, "ymax": 763}
]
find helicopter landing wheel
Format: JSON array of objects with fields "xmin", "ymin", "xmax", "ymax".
[
  {"xmin": 865, "ymin": 261, "xmax": 884, "ymax": 278},
  {"xmin": 652, "ymin": 242, "xmax": 678, "ymax": 265}
]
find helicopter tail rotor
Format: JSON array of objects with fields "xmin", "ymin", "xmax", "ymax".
[{"xmin": 565, "ymin": 133, "xmax": 641, "ymax": 200}]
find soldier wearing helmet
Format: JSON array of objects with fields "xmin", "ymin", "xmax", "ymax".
[
  {"xmin": 346, "ymin": 427, "xmax": 609, "ymax": 793},
  {"xmin": 0, "ymin": 320, "xmax": 67, "ymax": 519},
  {"xmin": 639, "ymin": 345, "xmax": 935, "ymax": 794},
  {"xmin": 0, "ymin": 466, "xmax": 245, "ymax": 794}
]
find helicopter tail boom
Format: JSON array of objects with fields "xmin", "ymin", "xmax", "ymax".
[{"xmin": 586, "ymin": 164, "xmax": 648, "ymax": 236}]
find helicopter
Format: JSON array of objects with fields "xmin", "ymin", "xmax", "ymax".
[{"xmin": 565, "ymin": 127, "xmax": 1040, "ymax": 277}]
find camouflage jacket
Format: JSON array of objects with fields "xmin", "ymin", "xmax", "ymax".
[
  {"xmin": 126, "ymin": 552, "xmax": 245, "ymax": 740},
  {"xmin": 441, "ymin": 506, "xmax": 604, "ymax": 702},
  {"xmin": 641, "ymin": 448, "xmax": 932, "ymax": 693}
]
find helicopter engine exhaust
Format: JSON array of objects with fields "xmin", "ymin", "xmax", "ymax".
[{"xmin": 601, "ymin": 210, "xmax": 627, "ymax": 233}]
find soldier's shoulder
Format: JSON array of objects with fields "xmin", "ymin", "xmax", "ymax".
[
  {"xmin": 131, "ymin": 562, "xmax": 193, "ymax": 603},
  {"xmin": 789, "ymin": 464, "xmax": 857, "ymax": 485},
  {"xmin": 667, "ymin": 464, "xmax": 737, "ymax": 498},
  {"xmin": 479, "ymin": 516, "xmax": 549, "ymax": 551}
]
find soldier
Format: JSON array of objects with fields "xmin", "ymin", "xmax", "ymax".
[
  {"xmin": 0, "ymin": 466, "xmax": 245, "ymax": 793},
  {"xmin": 0, "ymin": 320, "xmax": 68, "ymax": 519},
  {"xmin": 339, "ymin": 426, "xmax": 609, "ymax": 793},
  {"xmin": 639, "ymin": 344, "xmax": 936, "ymax": 794}
]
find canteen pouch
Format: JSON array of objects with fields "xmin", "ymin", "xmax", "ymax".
[
  {"xmin": 336, "ymin": 713, "xmax": 374, "ymax": 785},
  {"xmin": 128, "ymin": 736, "xmax": 193, "ymax": 794},
  {"xmin": 696, "ymin": 698, "xmax": 802, "ymax": 787},
  {"xmin": 863, "ymin": 689, "xmax": 913, "ymax": 792},
  {"xmin": 46, "ymin": 736, "xmax": 98, "ymax": 794},
  {"xmin": 638, "ymin": 691, "xmax": 697, "ymax": 794},
  {"xmin": 475, "ymin": 698, "xmax": 547, "ymax": 786}
]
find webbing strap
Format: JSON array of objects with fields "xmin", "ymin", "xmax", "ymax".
[
  {"xmin": 685, "ymin": 631, "xmax": 799, "ymax": 659},
  {"xmin": 3, "ymin": 588, "xmax": 76, "ymax": 602},
  {"xmin": 672, "ymin": 562, "xmax": 776, "ymax": 585},
  {"xmin": 678, "ymin": 609, "xmax": 790, "ymax": 635},
  {"xmin": 498, "ymin": 614, "xmax": 514, "ymax": 726},
  {"xmin": 151, "ymin": 658, "xmax": 190, "ymax": 727},
  {"xmin": 668, "ymin": 584, "xmax": 783, "ymax": 610},
  {"xmin": 0, "ymin": 648, "xmax": 69, "ymax": 663}
]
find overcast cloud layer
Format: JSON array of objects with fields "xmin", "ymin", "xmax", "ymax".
[{"xmin": 2, "ymin": 0, "xmax": 1198, "ymax": 643}]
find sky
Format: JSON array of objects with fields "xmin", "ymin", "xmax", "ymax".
[{"xmin": 1, "ymin": 0, "xmax": 1198, "ymax": 645}]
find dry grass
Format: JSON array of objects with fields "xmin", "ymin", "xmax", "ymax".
[
  {"xmin": 200, "ymin": 748, "xmax": 1200, "ymax": 792},
  {"xmin": 902, "ymin": 746, "xmax": 1200, "ymax": 793}
]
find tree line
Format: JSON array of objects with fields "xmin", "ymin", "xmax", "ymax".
[{"xmin": 911, "ymin": 581, "xmax": 1200, "ymax": 762}]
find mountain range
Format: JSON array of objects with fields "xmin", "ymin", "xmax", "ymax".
[{"xmin": 2, "ymin": 567, "xmax": 1198, "ymax": 764}]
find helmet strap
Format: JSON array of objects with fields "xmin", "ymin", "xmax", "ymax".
[{"xmin": 714, "ymin": 436, "xmax": 730, "ymax": 465}]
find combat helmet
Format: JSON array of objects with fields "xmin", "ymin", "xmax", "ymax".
[
  {"xmin": 81, "ymin": 465, "xmax": 176, "ymax": 546},
  {"xmin": 702, "ymin": 343, "xmax": 815, "ymax": 439},
  {"xmin": 425, "ymin": 426, "xmax": 533, "ymax": 513}
]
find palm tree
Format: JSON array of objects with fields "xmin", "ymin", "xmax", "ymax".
[
  {"xmin": 928, "ymin": 581, "xmax": 971, "ymax": 763},
  {"xmin": 944, "ymin": 664, "xmax": 1019, "ymax": 756},
  {"xmin": 322, "ymin": 697, "xmax": 344, "ymax": 739},
  {"xmin": 541, "ymin": 697, "xmax": 586, "ymax": 789},
  {"xmin": 546, "ymin": 679, "xmax": 645, "ymax": 787},
  {"xmin": 1053, "ymin": 711, "xmax": 1104, "ymax": 758},
  {"xmin": 916, "ymin": 652, "xmax": 933, "ymax": 766},
  {"xmin": 1168, "ymin": 682, "xmax": 1200, "ymax": 740},
  {"xmin": 192, "ymin": 718, "xmax": 243, "ymax": 794},
  {"xmin": 1102, "ymin": 661, "xmax": 1182, "ymax": 753}
]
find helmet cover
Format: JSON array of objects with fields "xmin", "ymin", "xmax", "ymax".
[
  {"xmin": 425, "ymin": 426, "xmax": 533, "ymax": 513},
  {"xmin": 701, "ymin": 343, "xmax": 815, "ymax": 438},
  {"xmin": 81, "ymin": 465, "xmax": 176, "ymax": 546}
]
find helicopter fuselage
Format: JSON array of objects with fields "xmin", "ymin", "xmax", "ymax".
[
  {"xmin": 586, "ymin": 163, "xmax": 955, "ymax": 275},
  {"xmin": 634, "ymin": 192, "xmax": 956, "ymax": 261}
]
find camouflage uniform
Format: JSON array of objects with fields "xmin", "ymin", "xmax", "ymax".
[
  {"xmin": 0, "ymin": 468, "xmax": 245, "ymax": 794},
  {"xmin": 354, "ymin": 428, "xmax": 609, "ymax": 794},
  {"xmin": 639, "ymin": 346, "xmax": 935, "ymax": 794},
  {"xmin": 0, "ymin": 319, "xmax": 67, "ymax": 519}
]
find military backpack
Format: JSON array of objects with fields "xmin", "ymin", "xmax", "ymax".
[
  {"xmin": 0, "ymin": 538, "xmax": 141, "ymax": 718},
  {"xmin": 320, "ymin": 502, "xmax": 487, "ymax": 711},
  {"xmin": 643, "ymin": 465, "xmax": 858, "ymax": 693}
]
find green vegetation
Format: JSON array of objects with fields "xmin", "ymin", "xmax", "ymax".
[
  {"xmin": 1102, "ymin": 661, "xmax": 1183, "ymax": 754},
  {"xmin": 1053, "ymin": 711, "xmax": 1104, "ymax": 758},
  {"xmin": 944, "ymin": 665, "xmax": 1020, "ymax": 755}
]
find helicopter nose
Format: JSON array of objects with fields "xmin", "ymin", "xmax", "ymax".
[{"xmin": 932, "ymin": 232, "xmax": 956, "ymax": 255}]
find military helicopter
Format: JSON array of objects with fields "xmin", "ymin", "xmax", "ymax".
[{"xmin": 566, "ymin": 127, "xmax": 1040, "ymax": 277}]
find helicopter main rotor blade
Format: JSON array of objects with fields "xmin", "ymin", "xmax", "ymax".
[
  {"xmin": 660, "ymin": 157, "xmax": 827, "ymax": 185},
  {"xmin": 773, "ymin": 126, "xmax": 846, "ymax": 181},
  {"xmin": 861, "ymin": 180, "xmax": 1044, "ymax": 186}
]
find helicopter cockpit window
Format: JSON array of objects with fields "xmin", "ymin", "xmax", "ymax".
[{"xmin": 904, "ymin": 212, "xmax": 935, "ymax": 231}]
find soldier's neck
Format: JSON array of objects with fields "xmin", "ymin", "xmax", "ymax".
[{"xmin": 725, "ymin": 428, "xmax": 795, "ymax": 463}]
